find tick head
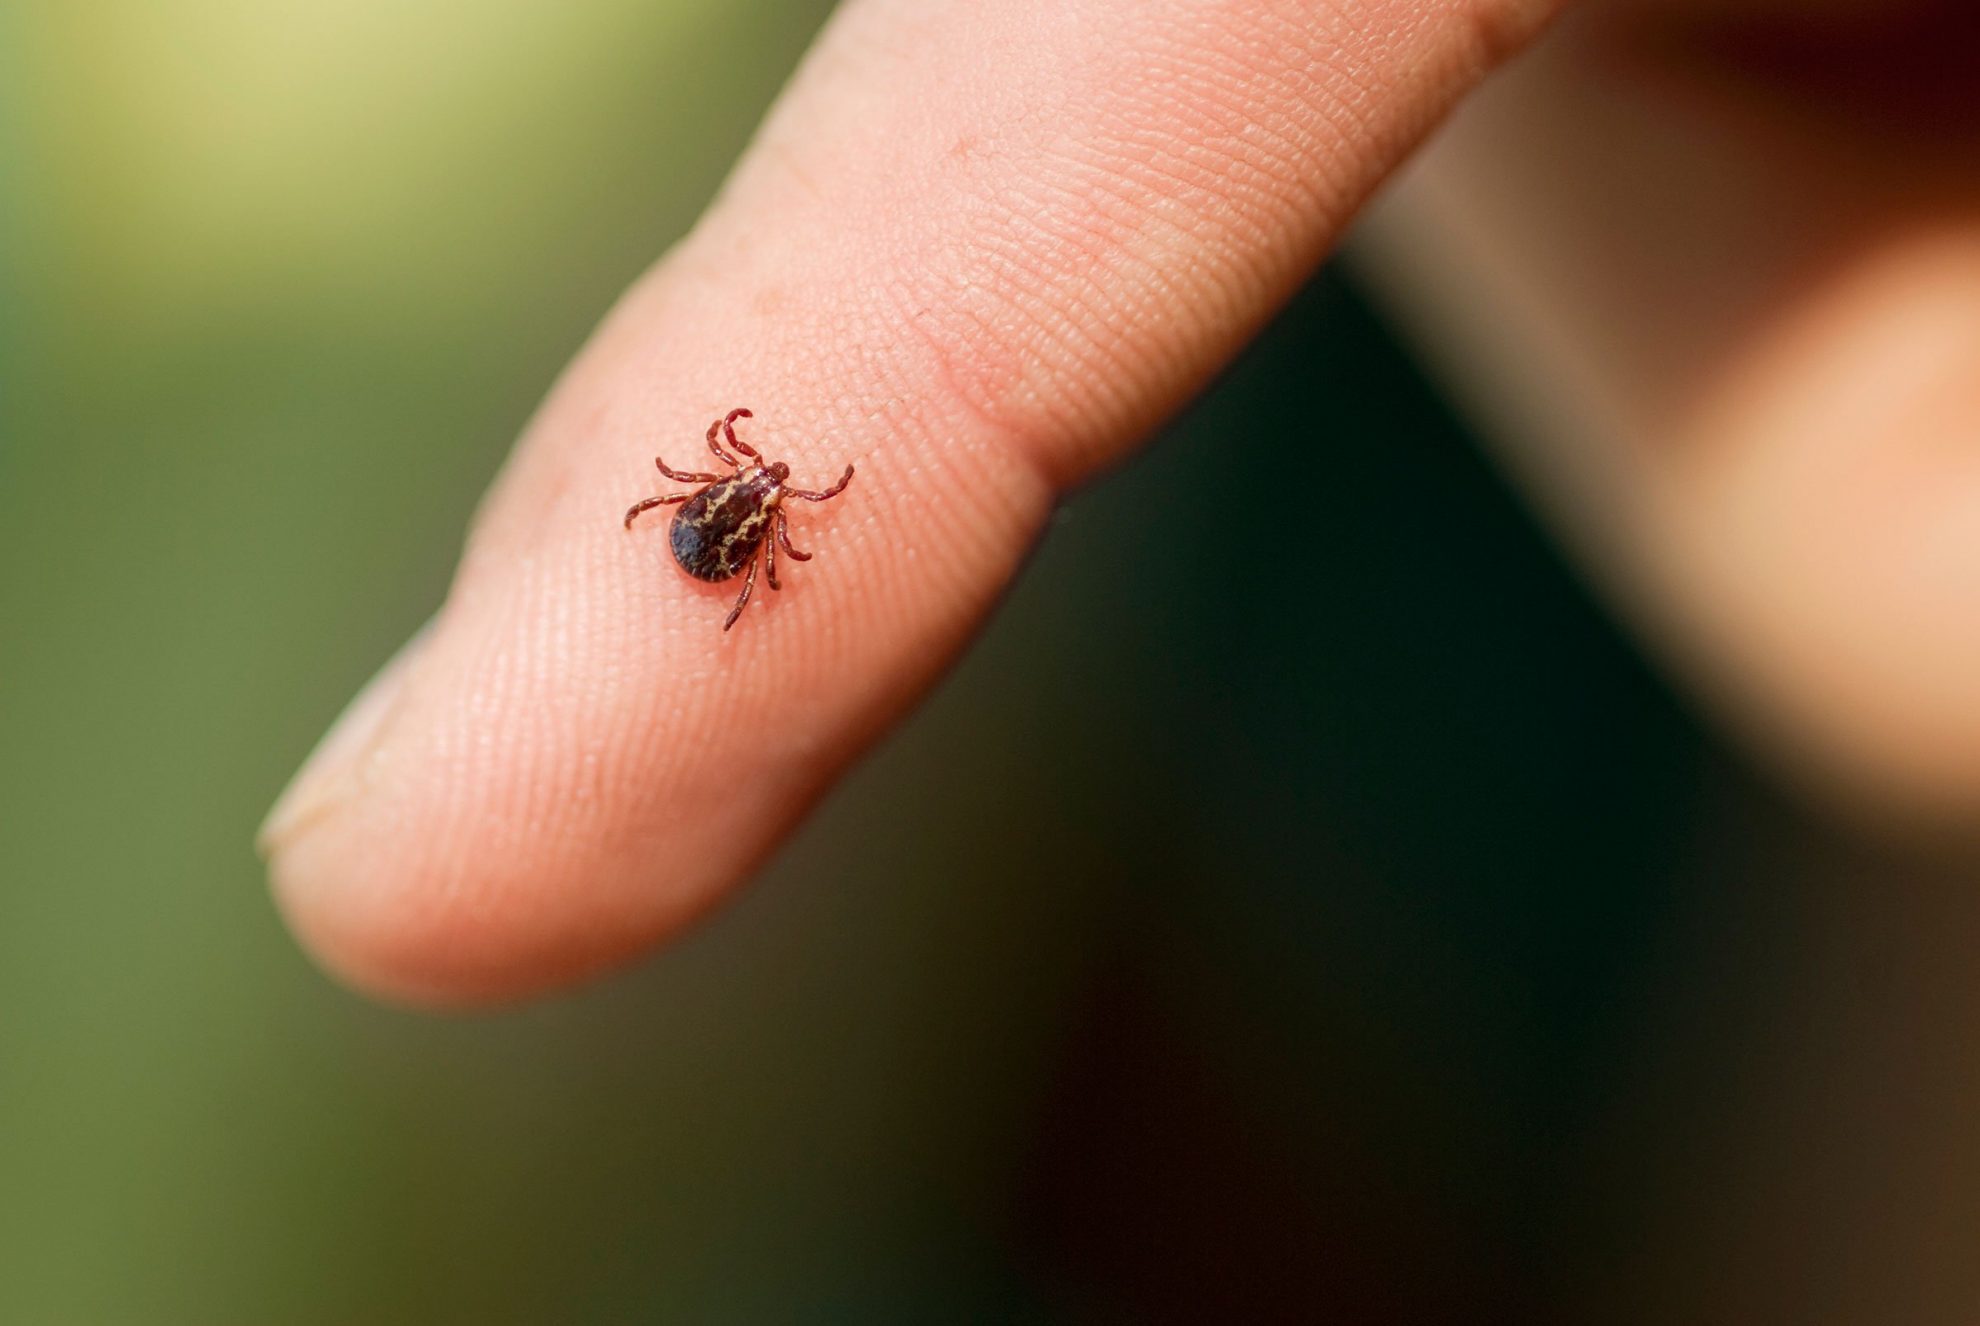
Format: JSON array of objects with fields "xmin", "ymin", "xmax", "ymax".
[{"xmin": 766, "ymin": 461, "xmax": 791, "ymax": 483}]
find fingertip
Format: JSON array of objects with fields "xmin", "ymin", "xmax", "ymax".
[
  {"xmin": 261, "ymin": 603, "xmax": 704, "ymax": 1007},
  {"xmin": 268, "ymin": 813, "xmax": 578, "ymax": 1008},
  {"xmin": 269, "ymin": 793, "xmax": 717, "ymax": 1008},
  {"xmin": 271, "ymin": 854, "xmax": 512, "ymax": 1009}
]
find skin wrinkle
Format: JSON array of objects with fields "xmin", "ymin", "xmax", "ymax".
[
  {"xmin": 959, "ymin": 213, "xmax": 1150, "ymax": 441},
  {"xmin": 906, "ymin": 204, "xmax": 1190, "ymax": 488},
  {"xmin": 888, "ymin": 8, "xmax": 1442, "ymax": 487},
  {"xmin": 751, "ymin": 4, "xmax": 1459, "ymax": 478},
  {"xmin": 1207, "ymin": 42, "xmax": 1351, "ymax": 194}
]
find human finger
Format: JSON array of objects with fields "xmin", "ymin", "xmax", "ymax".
[{"xmin": 261, "ymin": 0, "xmax": 1570, "ymax": 1004}]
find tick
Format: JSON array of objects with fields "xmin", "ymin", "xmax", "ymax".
[{"xmin": 624, "ymin": 407, "xmax": 855, "ymax": 631}]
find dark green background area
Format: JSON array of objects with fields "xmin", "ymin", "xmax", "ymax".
[{"xmin": 0, "ymin": 3, "xmax": 1938, "ymax": 1322}]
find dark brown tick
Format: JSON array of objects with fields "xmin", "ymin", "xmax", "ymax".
[{"xmin": 624, "ymin": 408, "xmax": 855, "ymax": 631}]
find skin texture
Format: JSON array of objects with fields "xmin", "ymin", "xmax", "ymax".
[{"xmin": 259, "ymin": 0, "xmax": 1571, "ymax": 1004}]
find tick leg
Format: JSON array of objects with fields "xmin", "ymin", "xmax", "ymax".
[
  {"xmin": 624, "ymin": 493, "xmax": 690, "ymax": 529},
  {"xmin": 705, "ymin": 412, "xmax": 742, "ymax": 467},
  {"xmin": 784, "ymin": 464, "xmax": 854, "ymax": 503},
  {"xmin": 775, "ymin": 508, "xmax": 812, "ymax": 561},
  {"xmin": 655, "ymin": 455, "xmax": 719, "ymax": 484},
  {"xmin": 765, "ymin": 525, "xmax": 781, "ymax": 591},
  {"xmin": 707, "ymin": 407, "xmax": 754, "ymax": 467},
  {"xmin": 723, "ymin": 548, "xmax": 760, "ymax": 631},
  {"xmin": 723, "ymin": 407, "xmax": 762, "ymax": 462}
]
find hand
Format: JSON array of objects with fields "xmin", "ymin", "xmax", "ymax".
[
  {"xmin": 282, "ymin": 0, "xmax": 1980, "ymax": 1005},
  {"xmin": 1359, "ymin": 0, "xmax": 1980, "ymax": 827}
]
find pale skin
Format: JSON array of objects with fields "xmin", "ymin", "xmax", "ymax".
[{"xmin": 259, "ymin": 0, "xmax": 1980, "ymax": 1006}]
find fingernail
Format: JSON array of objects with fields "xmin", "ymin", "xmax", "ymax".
[{"xmin": 257, "ymin": 622, "xmax": 432, "ymax": 857}]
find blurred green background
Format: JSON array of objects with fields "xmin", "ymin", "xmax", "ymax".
[{"xmin": 8, "ymin": 2, "xmax": 1980, "ymax": 1322}]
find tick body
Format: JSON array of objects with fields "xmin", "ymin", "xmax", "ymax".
[{"xmin": 624, "ymin": 408, "xmax": 855, "ymax": 631}]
